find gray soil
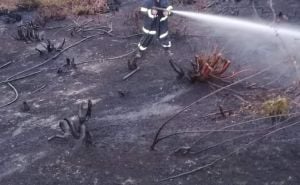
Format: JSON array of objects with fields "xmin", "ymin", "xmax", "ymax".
[{"xmin": 0, "ymin": 0, "xmax": 299, "ymax": 185}]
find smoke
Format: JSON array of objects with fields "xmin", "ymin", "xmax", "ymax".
[{"xmin": 173, "ymin": 10, "xmax": 300, "ymax": 85}]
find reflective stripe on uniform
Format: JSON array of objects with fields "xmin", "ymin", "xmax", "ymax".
[
  {"xmin": 140, "ymin": 7, "xmax": 148, "ymax": 13},
  {"xmin": 147, "ymin": 9, "xmax": 155, "ymax": 19},
  {"xmin": 159, "ymin": 31, "xmax": 168, "ymax": 39},
  {"xmin": 162, "ymin": 41, "xmax": 171, "ymax": 48},
  {"xmin": 138, "ymin": 43, "xmax": 147, "ymax": 51},
  {"xmin": 142, "ymin": 27, "xmax": 156, "ymax": 35},
  {"xmin": 160, "ymin": 16, "xmax": 168, "ymax": 22}
]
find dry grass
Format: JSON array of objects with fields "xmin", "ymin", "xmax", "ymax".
[
  {"xmin": 0, "ymin": 0, "xmax": 19, "ymax": 10},
  {"xmin": 262, "ymin": 96, "xmax": 289, "ymax": 116},
  {"xmin": 1, "ymin": 0, "xmax": 109, "ymax": 20},
  {"xmin": 0, "ymin": 0, "xmax": 111, "ymax": 23}
]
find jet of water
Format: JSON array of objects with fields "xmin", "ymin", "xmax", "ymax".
[
  {"xmin": 171, "ymin": 10, "xmax": 300, "ymax": 83},
  {"xmin": 172, "ymin": 10, "xmax": 300, "ymax": 40}
]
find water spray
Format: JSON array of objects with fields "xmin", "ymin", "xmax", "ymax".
[
  {"xmin": 173, "ymin": 11, "xmax": 300, "ymax": 39},
  {"xmin": 155, "ymin": 7, "xmax": 300, "ymax": 75},
  {"xmin": 154, "ymin": 7, "xmax": 300, "ymax": 39},
  {"xmin": 154, "ymin": 7, "xmax": 300, "ymax": 80}
]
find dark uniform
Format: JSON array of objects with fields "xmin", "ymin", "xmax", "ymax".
[{"xmin": 138, "ymin": 0, "xmax": 173, "ymax": 52}]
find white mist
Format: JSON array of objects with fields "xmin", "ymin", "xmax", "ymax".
[
  {"xmin": 172, "ymin": 10, "xmax": 300, "ymax": 83},
  {"xmin": 172, "ymin": 10, "xmax": 300, "ymax": 40}
]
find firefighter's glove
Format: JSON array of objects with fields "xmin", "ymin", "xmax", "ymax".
[{"xmin": 166, "ymin": 6, "xmax": 173, "ymax": 16}]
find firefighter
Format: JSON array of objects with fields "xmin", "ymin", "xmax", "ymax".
[
  {"xmin": 128, "ymin": 0, "xmax": 173, "ymax": 70},
  {"xmin": 137, "ymin": 0, "xmax": 173, "ymax": 54}
]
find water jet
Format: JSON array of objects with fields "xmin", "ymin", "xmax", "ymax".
[{"xmin": 172, "ymin": 10, "xmax": 300, "ymax": 39}]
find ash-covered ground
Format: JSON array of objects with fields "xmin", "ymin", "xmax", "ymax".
[{"xmin": 0, "ymin": 0, "xmax": 299, "ymax": 185}]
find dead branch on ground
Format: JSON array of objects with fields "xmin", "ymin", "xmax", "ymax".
[
  {"xmin": 150, "ymin": 64, "xmax": 276, "ymax": 150},
  {"xmin": 0, "ymin": 61, "xmax": 12, "ymax": 70},
  {"xmin": 154, "ymin": 111, "xmax": 300, "ymax": 154},
  {"xmin": 0, "ymin": 82, "xmax": 19, "ymax": 108},
  {"xmin": 31, "ymin": 84, "xmax": 47, "ymax": 94},
  {"xmin": 0, "ymin": 33, "xmax": 102, "ymax": 108},
  {"xmin": 0, "ymin": 70, "xmax": 44, "ymax": 108},
  {"xmin": 123, "ymin": 67, "xmax": 141, "ymax": 81},
  {"xmin": 106, "ymin": 49, "xmax": 137, "ymax": 60},
  {"xmin": 150, "ymin": 129, "xmax": 263, "ymax": 148},
  {"xmin": 66, "ymin": 20, "xmax": 114, "ymax": 37},
  {"xmin": 171, "ymin": 111, "xmax": 300, "ymax": 157},
  {"xmin": 189, "ymin": 111, "xmax": 300, "ymax": 148},
  {"xmin": 179, "ymin": 115, "xmax": 296, "ymax": 156},
  {"xmin": 159, "ymin": 120, "xmax": 300, "ymax": 182}
]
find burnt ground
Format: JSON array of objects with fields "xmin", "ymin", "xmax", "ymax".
[{"xmin": 0, "ymin": 0, "xmax": 300, "ymax": 185}]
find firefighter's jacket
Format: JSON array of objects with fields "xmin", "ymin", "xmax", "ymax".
[{"xmin": 140, "ymin": 0, "xmax": 173, "ymax": 40}]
